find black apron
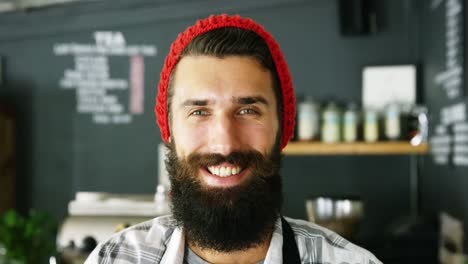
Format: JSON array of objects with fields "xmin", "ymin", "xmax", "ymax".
[{"xmin": 281, "ymin": 216, "xmax": 301, "ymax": 264}]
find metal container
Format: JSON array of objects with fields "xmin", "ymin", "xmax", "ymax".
[{"xmin": 305, "ymin": 196, "xmax": 364, "ymax": 240}]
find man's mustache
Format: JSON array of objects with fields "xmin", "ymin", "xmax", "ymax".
[
  {"xmin": 186, "ymin": 151, "xmax": 262, "ymax": 168},
  {"xmin": 182, "ymin": 150, "xmax": 280, "ymax": 179}
]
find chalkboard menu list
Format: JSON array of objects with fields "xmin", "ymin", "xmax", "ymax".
[
  {"xmin": 429, "ymin": 0, "xmax": 468, "ymax": 166},
  {"xmin": 53, "ymin": 31, "xmax": 157, "ymax": 125}
]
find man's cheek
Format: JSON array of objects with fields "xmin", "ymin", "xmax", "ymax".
[{"xmin": 176, "ymin": 129, "xmax": 208, "ymax": 156}]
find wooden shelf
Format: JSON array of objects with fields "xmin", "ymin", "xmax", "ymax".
[{"xmin": 283, "ymin": 141, "xmax": 429, "ymax": 155}]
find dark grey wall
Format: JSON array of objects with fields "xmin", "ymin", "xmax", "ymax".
[{"xmin": 0, "ymin": 0, "xmax": 420, "ymax": 242}]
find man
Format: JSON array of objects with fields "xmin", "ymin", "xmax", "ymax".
[{"xmin": 86, "ymin": 14, "xmax": 382, "ymax": 264}]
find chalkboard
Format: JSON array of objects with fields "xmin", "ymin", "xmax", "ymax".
[
  {"xmin": 419, "ymin": 0, "xmax": 468, "ymax": 251},
  {"xmin": 51, "ymin": 30, "xmax": 160, "ymax": 192},
  {"xmin": 425, "ymin": 0, "xmax": 468, "ymax": 167}
]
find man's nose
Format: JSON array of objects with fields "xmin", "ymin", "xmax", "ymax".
[{"xmin": 208, "ymin": 114, "xmax": 241, "ymax": 155}]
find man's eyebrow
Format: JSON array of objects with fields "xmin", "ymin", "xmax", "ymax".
[
  {"xmin": 180, "ymin": 97, "xmax": 269, "ymax": 107},
  {"xmin": 181, "ymin": 99, "xmax": 210, "ymax": 107},
  {"xmin": 236, "ymin": 96, "xmax": 269, "ymax": 106}
]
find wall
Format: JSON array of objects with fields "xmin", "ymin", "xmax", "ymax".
[{"xmin": 0, "ymin": 0, "xmax": 420, "ymax": 242}]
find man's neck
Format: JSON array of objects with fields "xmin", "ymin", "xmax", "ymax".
[{"xmin": 187, "ymin": 233, "xmax": 272, "ymax": 264}]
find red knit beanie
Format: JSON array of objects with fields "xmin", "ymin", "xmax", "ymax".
[{"xmin": 155, "ymin": 14, "xmax": 296, "ymax": 150}]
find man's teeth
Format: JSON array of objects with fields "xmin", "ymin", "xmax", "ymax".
[{"xmin": 207, "ymin": 166, "xmax": 242, "ymax": 177}]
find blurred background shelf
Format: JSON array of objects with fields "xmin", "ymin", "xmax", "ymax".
[{"xmin": 283, "ymin": 141, "xmax": 429, "ymax": 155}]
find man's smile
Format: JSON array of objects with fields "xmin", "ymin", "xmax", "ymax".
[
  {"xmin": 207, "ymin": 163, "xmax": 243, "ymax": 177},
  {"xmin": 201, "ymin": 162, "xmax": 248, "ymax": 187}
]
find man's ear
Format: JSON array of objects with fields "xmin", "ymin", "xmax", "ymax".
[{"xmin": 168, "ymin": 136, "xmax": 172, "ymax": 143}]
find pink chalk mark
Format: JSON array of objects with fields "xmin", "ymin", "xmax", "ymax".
[{"xmin": 129, "ymin": 55, "xmax": 144, "ymax": 114}]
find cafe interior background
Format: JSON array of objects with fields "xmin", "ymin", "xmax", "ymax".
[{"xmin": 0, "ymin": 0, "xmax": 467, "ymax": 263}]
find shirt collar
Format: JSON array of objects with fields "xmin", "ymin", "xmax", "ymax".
[{"xmin": 160, "ymin": 227, "xmax": 185, "ymax": 264}]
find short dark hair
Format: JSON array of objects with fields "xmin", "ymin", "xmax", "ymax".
[{"xmin": 167, "ymin": 27, "xmax": 282, "ymax": 138}]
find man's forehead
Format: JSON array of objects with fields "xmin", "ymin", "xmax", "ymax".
[
  {"xmin": 172, "ymin": 55, "xmax": 274, "ymax": 95},
  {"xmin": 175, "ymin": 54, "xmax": 270, "ymax": 74}
]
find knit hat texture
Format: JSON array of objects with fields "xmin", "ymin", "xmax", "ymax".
[{"xmin": 155, "ymin": 14, "xmax": 296, "ymax": 150}]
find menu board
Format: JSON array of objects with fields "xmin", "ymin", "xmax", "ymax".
[
  {"xmin": 53, "ymin": 31, "xmax": 157, "ymax": 125},
  {"xmin": 429, "ymin": 0, "xmax": 468, "ymax": 167}
]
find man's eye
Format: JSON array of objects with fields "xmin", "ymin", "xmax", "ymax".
[
  {"xmin": 239, "ymin": 108, "xmax": 257, "ymax": 115},
  {"xmin": 191, "ymin": 110, "xmax": 209, "ymax": 116}
]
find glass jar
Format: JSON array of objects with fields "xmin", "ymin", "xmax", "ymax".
[
  {"xmin": 364, "ymin": 108, "xmax": 379, "ymax": 142},
  {"xmin": 297, "ymin": 96, "xmax": 320, "ymax": 141},
  {"xmin": 321, "ymin": 102, "xmax": 341, "ymax": 143},
  {"xmin": 384, "ymin": 103, "xmax": 401, "ymax": 140},
  {"xmin": 343, "ymin": 103, "xmax": 359, "ymax": 142}
]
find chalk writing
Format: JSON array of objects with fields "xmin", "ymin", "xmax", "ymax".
[{"xmin": 54, "ymin": 31, "xmax": 156, "ymax": 124}]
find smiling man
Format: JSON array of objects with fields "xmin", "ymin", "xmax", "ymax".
[{"xmin": 86, "ymin": 14, "xmax": 382, "ymax": 264}]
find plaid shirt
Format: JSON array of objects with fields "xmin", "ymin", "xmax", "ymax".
[{"xmin": 85, "ymin": 215, "xmax": 382, "ymax": 264}]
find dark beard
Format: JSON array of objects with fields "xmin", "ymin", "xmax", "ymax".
[{"xmin": 166, "ymin": 144, "xmax": 283, "ymax": 252}]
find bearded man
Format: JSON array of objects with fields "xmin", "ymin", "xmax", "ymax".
[{"xmin": 86, "ymin": 14, "xmax": 382, "ymax": 264}]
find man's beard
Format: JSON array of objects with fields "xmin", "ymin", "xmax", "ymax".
[{"xmin": 166, "ymin": 144, "xmax": 283, "ymax": 252}]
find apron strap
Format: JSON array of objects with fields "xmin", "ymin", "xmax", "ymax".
[{"xmin": 281, "ymin": 216, "xmax": 301, "ymax": 263}]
